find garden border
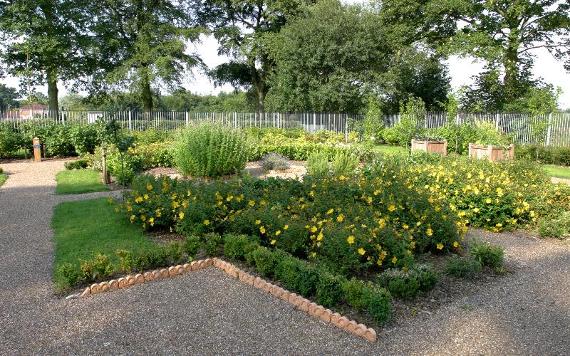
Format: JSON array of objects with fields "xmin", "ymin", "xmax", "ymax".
[{"xmin": 75, "ymin": 258, "xmax": 378, "ymax": 342}]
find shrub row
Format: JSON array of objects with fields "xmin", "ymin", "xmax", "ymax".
[
  {"xmin": 223, "ymin": 234, "xmax": 392, "ymax": 324},
  {"xmin": 123, "ymin": 171, "xmax": 461, "ymax": 275},
  {"xmin": 516, "ymin": 144, "xmax": 570, "ymax": 166}
]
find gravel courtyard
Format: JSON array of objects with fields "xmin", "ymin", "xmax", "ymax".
[{"xmin": 0, "ymin": 160, "xmax": 568, "ymax": 355}]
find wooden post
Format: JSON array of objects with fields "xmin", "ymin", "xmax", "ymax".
[
  {"xmin": 32, "ymin": 137, "xmax": 42, "ymax": 162},
  {"xmin": 102, "ymin": 147, "xmax": 110, "ymax": 184}
]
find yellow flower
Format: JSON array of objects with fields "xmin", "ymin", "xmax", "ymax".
[
  {"xmin": 436, "ymin": 243, "xmax": 444, "ymax": 250},
  {"xmin": 146, "ymin": 183, "xmax": 153, "ymax": 191},
  {"xmin": 496, "ymin": 223, "xmax": 502, "ymax": 228},
  {"xmin": 203, "ymin": 219, "xmax": 210, "ymax": 226},
  {"xmin": 336, "ymin": 214, "xmax": 345, "ymax": 222},
  {"xmin": 284, "ymin": 224, "xmax": 289, "ymax": 230},
  {"xmin": 357, "ymin": 247, "xmax": 366, "ymax": 255},
  {"xmin": 178, "ymin": 212, "xmax": 185, "ymax": 220},
  {"xmin": 310, "ymin": 226, "xmax": 318, "ymax": 233},
  {"xmin": 326, "ymin": 208, "xmax": 334, "ymax": 215},
  {"xmin": 270, "ymin": 239, "xmax": 276, "ymax": 245},
  {"xmin": 426, "ymin": 228, "xmax": 433, "ymax": 236},
  {"xmin": 135, "ymin": 196, "xmax": 143, "ymax": 203},
  {"xmin": 275, "ymin": 230, "xmax": 282, "ymax": 236},
  {"xmin": 453, "ymin": 241, "xmax": 459, "ymax": 248},
  {"xmin": 347, "ymin": 235, "xmax": 355, "ymax": 244},
  {"xmin": 144, "ymin": 194, "xmax": 149, "ymax": 200},
  {"xmin": 378, "ymin": 218, "xmax": 386, "ymax": 228},
  {"xmin": 130, "ymin": 214, "xmax": 136, "ymax": 222},
  {"xmin": 248, "ymin": 200, "xmax": 256, "ymax": 207},
  {"xmin": 149, "ymin": 217, "xmax": 155, "ymax": 225},
  {"xmin": 391, "ymin": 256, "xmax": 398, "ymax": 264},
  {"xmin": 388, "ymin": 204, "xmax": 396, "ymax": 212},
  {"xmin": 259, "ymin": 226, "xmax": 266, "ymax": 234},
  {"xmin": 317, "ymin": 232, "xmax": 324, "ymax": 241},
  {"xmin": 485, "ymin": 198, "xmax": 492, "ymax": 204},
  {"xmin": 255, "ymin": 219, "xmax": 261, "ymax": 225}
]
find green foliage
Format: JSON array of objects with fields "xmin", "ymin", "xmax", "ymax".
[
  {"xmin": 470, "ymin": 241, "xmax": 505, "ymax": 269},
  {"xmin": 342, "ymin": 278, "xmax": 392, "ymax": 324},
  {"xmin": 330, "ymin": 150, "xmax": 359, "ymax": 176},
  {"xmin": 517, "ymin": 145, "xmax": 570, "ymax": 167},
  {"xmin": 306, "ymin": 151, "xmax": 330, "ymax": 177},
  {"xmin": 274, "ymin": 253, "xmax": 319, "ymax": 297},
  {"xmin": 80, "ymin": 253, "xmax": 114, "ymax": 281},
  {"xmin": 261, "ymin": 153, "xmax": 290, "ymax": 171},
  {"xmin": 249, "ymin": 246, "xmax": 277, "ymax": 277},
  {"xmin": 184, "ymin": 236, "xmax": 202, "ymax": 257},
  {"xmin": 385, "ymin": 97, "xmax": 426, "ymax": 147},
  {"xmin": 203, "ymin": 232, "xmax": 223, "ymax": 256},
  {"xmin": 377, "ymin": 264, "xmax": 438, "ymax": 299},
  {"xmin": 315, "ymin": 270, "xmax": 345, "ymax": 308},
  {"xmin": 64, "ymin": 159, "xmax": 89, "ymax": 170},
  {"xmin": 223, "ymin": 234, "xmax": 259, "ymax": 260},
  {"xmin": 538, "ymin": 213, "xmax": 570, "ymax": 239},
  {"xmin": 173, "ymin": 124, "xmax": 250, "ymax": 177},
  {"xmin": 363, "ymin": 98, "xmax": 384, "ymax": 143},
  {"xmin": 445, "ymin": 256, "xmax": 482, "ymax": 279}
]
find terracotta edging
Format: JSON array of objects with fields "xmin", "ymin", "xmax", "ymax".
[{"xmin": 77, "ymin": 258, "xmax": 377, "ymax": 342}]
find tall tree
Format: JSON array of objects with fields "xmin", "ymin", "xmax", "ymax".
[
  {"xmin": 0, "ymin": 84, "xmax": 20, "ymax": 111},
  {"xmin": 193, "ymin": 0, "xmax": 314, "ymax": 113},
  {"xmin": 0, "ymin": 0, "xmax": 94, "ymax": 115},
  {"xmin": 380, "ymin": 0, "xmax": 570, "ymax": 103},
  {"xmin": 91, "ymin": 0, "xmax": 202, "ymax": 111},
  {"xmin": 265, "ymin": 0, "xmax": 449, "ymax": 113}
]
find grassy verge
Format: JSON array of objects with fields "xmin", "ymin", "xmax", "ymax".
[
  {"xmin": 0, "ymin": 173, "xmax": 6, "ymax": 187},
  {"xmin": 52, "ymin": 198, "xmax": 157, "ymax": 290},
  {"xmin": 543, "ymin": 164, "xmax": 570, "ymax": 179},
  {"xmin": 55, "ymin": 169, "xmax": 109, "ymax": 195}
]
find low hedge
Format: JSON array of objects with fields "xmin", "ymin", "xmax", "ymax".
[{"xmin": 516, "ymin": 144, "xmax": 570, "ymax": 166}]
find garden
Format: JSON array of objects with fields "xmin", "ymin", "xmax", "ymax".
[{"xmin": 26, "ymin": 116, "xmax": 567, "ymax": 331}]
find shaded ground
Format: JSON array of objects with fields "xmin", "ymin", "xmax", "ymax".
[{"xmin": 0, "ymin": 160, "xmax": 568, "ymax": 355}]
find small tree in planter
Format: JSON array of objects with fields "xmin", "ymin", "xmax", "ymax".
[
  {"xmin": 96, "ymin": 117, "xmax": 133, "ymax": 186},
  {"xmin": 468, "ymin": 121, "xmax": 514, "ymax": 161}
]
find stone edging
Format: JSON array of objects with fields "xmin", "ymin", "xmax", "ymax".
[{"xmin": 76, "ymin": 258, "xmax": 377, "ymax": 342}]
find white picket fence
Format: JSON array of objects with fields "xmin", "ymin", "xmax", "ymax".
[{"xmin": 1, "ymin": 110, "xmax": 569, "ymax": 146}]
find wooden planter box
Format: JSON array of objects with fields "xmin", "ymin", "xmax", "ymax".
[
  {"xmin": 411, "ymin": 139, "xmax": 448, "ymax": 156},
  {"xmin": 468, "ymin": 144, "xmax": 515, "ymax": 161}
]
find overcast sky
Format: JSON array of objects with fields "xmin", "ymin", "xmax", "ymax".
[{"xmin": 2, "ymin": 18, "xmax": 570, "ymax": 109}]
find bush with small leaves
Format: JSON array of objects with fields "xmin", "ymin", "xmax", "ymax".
[
  {"xmin": 223, "ymin": 234, "xmax": 259, "ymax": 260},
  {"xmin": 315, "ymin": 270, "xmax": 345, "ymax": 307},
  {"xmin": 470, "ymin": 241, "xmax": 505, "ymax": 269},
  {"xmin": 203, "ymin": 232, "xmax": 223, "ymax": 256},
  {"xmin": 56, "ymin": 262, "xmax": 82, "ymax": 289},
  {"xmin": 306, "ymin": 151, "xmax": 329, "ymax": 177},
  {"xmin": 248, "ymin": 246, "xmax": 277, "ymax": 277},
  {"xmin": 274, "ymin": 253, "xmax": 319, "ymax": 297},
  {"xmin": 80, "ymin": 253, "xmax": 114, "ymax": 282},
  {"xmin": 538, "ymin": 214, "xmax": 570, "ymax": 239},
  {"xmin": 445, "ymin": 255, "xmax": 482, "ymax": 278},
  {"xmin": 341, "ymin": 278, "xmax": 392, "ymax": 324},
  {"xmin": 184, "ymin": 236, "xmax": 202, "ymax": 257},
  {"xmin": 377, "ymin": 269, "xmax": 420, "ymax": 300},
  {"xmin": 64, "ymin": 159, "xmax": 89, "ymax": 170},
  {"xmin": 116, "ymin": 249, "xmax": 134, "ymax": 273}
]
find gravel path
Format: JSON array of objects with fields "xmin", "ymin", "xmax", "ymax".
[{"xmin": 0, "ymin": 160, "xmax": 569, "ymax": 355}]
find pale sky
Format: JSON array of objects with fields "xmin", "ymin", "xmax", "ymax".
[{"xmin": 2, "ymin": 27, "xmax": 570, "ymax": 109}]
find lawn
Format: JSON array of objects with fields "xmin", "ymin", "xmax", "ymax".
[
  {"xmin": 52, "ymin": 198, "xmax": 158, "ymax": 290},
  {"xmin": 55, "ymin": 169, "xmax": 108, "ymax": 194},
  {"xmin": 0, "ymin": 173, "xmax": 6, "ymax": 187},
  {"xmin": 543, "ymin": 164, "xmax": 570, "ymax": 179}
]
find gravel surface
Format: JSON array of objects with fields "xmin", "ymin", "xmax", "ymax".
[{"xmin": 0, "ymin": 160, "xmax": 569, "ymax": 355}]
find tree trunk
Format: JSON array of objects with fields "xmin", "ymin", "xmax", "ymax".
[
  {"xmin": 46, "ymin": 68, "xmax": 59, "ymax": 119},
  {"xmin": 503, "ymin": 30, "xmax": 520, "ymax": 103},
  {"xmin": 140, "ymin": 69, "xmax": 153, "ymax": 112}
]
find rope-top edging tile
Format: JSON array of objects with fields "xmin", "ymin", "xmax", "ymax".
[{"xmin": 77, "ymin": 258, "xmax": 377, "ymax": 342}]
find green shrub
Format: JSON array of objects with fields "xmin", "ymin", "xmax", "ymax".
[
  {"xmin": 330, "ymin": 150, "xmax": 359, "ymax": 176},
  {"xmin": 203, "ymin": 232, "xmax": 223, "ymax": 256},
  {"xmin": 538, "ymin": 219, "xmax": 565, "ymax": 238},
  {"xmin": 306, "ymin": 151, "xmax": 329, "ymax": 177},
  {"xmin": 173, "ymin": 123, "xmax": 250, "ymax": 177},
  {"xmin": 274, "ymin": 254, "xmax": 319, "ymax": 297},
  {"xmin": 376, "ymin": 265, "xmax": 438, "ymax": 300},
  {"xmin": 517, "ymin": 145, "xmax": 570, "ymax": 166},
  {"xmin": 56, "ymin": 262, "xmax": 82, "ymax": 288},
  {"xmin": 470, "ymin": 241, "xmax": 505, "ymax": 269},
  {"xmin": 80, "ymin": 253, "xmax": 114, "ymax": 281},
  {"xmin": 261, "ymin": 153, "xmax": 290, "ymax": 171},
  {"xmin": 116, "ymin": 249, "xmax": 134, "ymax": 273},
  {"xmin": 184, "ymin": 236, "xmax": 202, "ymax": 257},
  {"xmin": 445, "ymin": 256, "xmax": 482, "ymax": 278},
  {"xmin": 223, "ymin": 234, "xmax": 259, "ymax": 260},
  {"xmin": 249, "ymin": 246, "xmax": 277, "ymax": 277},
  {"xmin": 69, "ymin": 124, "xmax": 101, "ymax": 155},
  {"xmin": 64, "ymin": 159, "xmax": 89, "ymax": 170},
  {"xmin": 342, "ymin": 278, "xmax": 392, "ymax": 324},
  {"xmin": 315, "ymin": 270, "xmax": 345, "ymax": 307}
]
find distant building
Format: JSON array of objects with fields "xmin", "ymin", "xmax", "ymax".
[{"xmin": 19, "ymin": 104, "xmax": 48, "ymax": 119}]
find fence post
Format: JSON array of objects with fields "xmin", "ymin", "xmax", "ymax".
[
  {"xmin": 185, "ymin": 112, "xmax": 189, "ymax": 126},
  {"xmin": 313, "ymin": 112, "xmax": 317, "ymax": 132},
  {"xmin": 495, "ymin": 113, "xmax": 500, "ymax": 131},
  {"xmin": 128, "ymin": 111, "xmax": 132, "ymax": 131},
  {"xmin": 546, "ymin": 112, "xmax": 553, "ymax": 146}
]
